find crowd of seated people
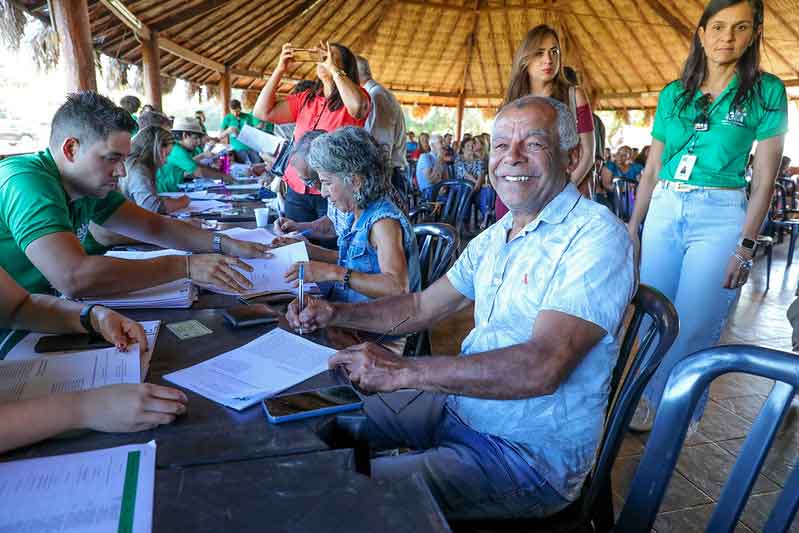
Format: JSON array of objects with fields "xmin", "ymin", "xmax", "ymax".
[{"xmin": 0, "ymin": 0, "xmax": 791, "ymax": 523}]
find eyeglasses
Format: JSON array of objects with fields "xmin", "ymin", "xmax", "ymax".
[{"xmin": 694, "ymin": 93, "xmax": 712, "ymax": 132}]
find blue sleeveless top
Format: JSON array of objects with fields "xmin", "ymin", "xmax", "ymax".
[{"xmin": 329, "ymin": 197, "xmax": 421, "ymax": 303}]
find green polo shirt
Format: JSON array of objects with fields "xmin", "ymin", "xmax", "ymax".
[
  {"xmin": 652, "ymin": 73, "xmax": 788, "ymax": 188},
  {"xmin": 221, "ymin": 112, "xmax": 273, "ymax": 151},
  {"xmin": 156, "ymin": 143, "xmax": 198, "ymax": 193},
  {"xmin": 130, "ymin": 113, "xmax": 139, "ymax": 135},
  {"xmin": 0, "ymin": 149, "xmax": 126, "ymax": 293}
]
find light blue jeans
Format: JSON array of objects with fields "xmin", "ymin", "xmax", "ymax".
[
  {"xmin": 639, "ymin": 182, "xmax": 746, "ymax": 418},
  {"xmin": 362, "ymin": 392, "xmax": 569, "ymax": 520}
]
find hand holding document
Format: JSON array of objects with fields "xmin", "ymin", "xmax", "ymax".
[
  {"xmin": 236, "ymin": 124, "xmax": 286, "ymax": 157},
  {"xmin": 0, "ymin": 345, "xmax": 141, "ymax": 403},
  {"xmin": 204, "ymin": 241, "xmax": 317, "ymax": 297},
  {"xmin": 164, "ymin": 328, "xmax": 335, "ymax": 410},
  {"xmin": 0, "ymin": 441, "xmax": 156, "ymax": 533}
]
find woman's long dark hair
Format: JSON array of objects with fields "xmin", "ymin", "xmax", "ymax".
[
  {"xmin": 678, "ymin": 0, "xmax": 764, "ymax": 113},
  {"xmin": 504, "ymin": 25, "xmax": 571, "ymax": 106},
  {"xmin": 302, "ymin": 42, "xmax": 360, "ymax": 113}
]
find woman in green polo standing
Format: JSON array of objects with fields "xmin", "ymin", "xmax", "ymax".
[{"xmin": 627, "ymin": 0, "xmax": 787, "ymax": 431}]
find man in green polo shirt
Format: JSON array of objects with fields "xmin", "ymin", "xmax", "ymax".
[
  {"xmin": 0, "ymin": 91, "xmax": 271, "ymax": 297},
  {"xmin": 220, "ymin": 99, "xmax": 273, "ymax": 165},
  {"xmin": 156, "ymin": 117, "xmax": 233, "ymax": 193}
]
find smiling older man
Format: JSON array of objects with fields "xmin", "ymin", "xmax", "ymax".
[{"xmin": 287, "ymin": 95, "xmax": 635, "ymax": 519}]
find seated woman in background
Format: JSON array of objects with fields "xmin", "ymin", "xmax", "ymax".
[
  {"xmin": 415, "ymin": 133, "xmax": 449, "ymax": 200},
  {"xmin": 454, "ymin": 136, "xmax": 493, "ymax": 227},
  {"xmin": 0, "ymin": 267, "xmax": 186, "ymax": 453},
  {"xmin": 282, "ymin": 127, "xmax": 420, "ymax": 304},
  {"xmin": 120, "ymin": 126, "xmax": 190, "ymax": 214},
  {"xmin": 600, "ymin": 145, "xmax": 643, "ymax": 189}
]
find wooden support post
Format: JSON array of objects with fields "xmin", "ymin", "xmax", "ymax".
[
  {"xmin": 221, "ymin": 65, "xmax": 232, "ymax": 117},
  {"xmin": 141, "ymin": 31, "xmax": 162, "ymax": 111},
  {"xmin": 455, "ymin": 92, "xmax": 465, "ymax": 142},
  {"xmin": 51, "ymin": 0, "xmax": 97, "ymax": 92}
]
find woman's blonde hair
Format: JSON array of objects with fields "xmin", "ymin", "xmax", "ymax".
[
  {"xmin": 504, "ymin": 25, "xmax": 572, "ymax": 106},
  {"xmin": 127, "ymin": 126, "xmax": 174, "ymax": 171}
]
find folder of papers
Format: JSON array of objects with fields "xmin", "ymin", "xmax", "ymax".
[
  {"xmin": 164, "ymin": 328, "xmax": 335, "ymax": 410},
  {"xmin": 0, "ymin": 441, "xmax": 156, "ymax": 533},
  {"xmin": 80, "ymin": 250, "xmax": 197, "ymax": 309},
  {"xmin": 236, "ymin": 124, "xmax": 286, "ymax": 157}
]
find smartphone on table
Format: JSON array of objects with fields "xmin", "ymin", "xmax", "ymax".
[
  {"xmin": 262, "ymin": 385, "xmax": 362, "ymax": 424},
  {"xmin": 34, "ymin": 334, "xmax": 113, "ymax": 354},
  {"xmin": 223, "ymin": 304, "xmax": 281, "ymax": 328}
]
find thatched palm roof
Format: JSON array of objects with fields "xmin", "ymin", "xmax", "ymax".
[{"xmin": 13, "ymin": 0, "xmax": 799, "ymax": 110}]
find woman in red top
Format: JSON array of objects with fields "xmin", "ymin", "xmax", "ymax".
[
  {"xmin": 254, "ymin": 41, "xmax": 370, "ymax": 223},
  {"xmin": 495, "ymin": 25, "xmax": 596, "ymax": 219}
]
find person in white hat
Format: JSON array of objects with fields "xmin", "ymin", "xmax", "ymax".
[{"xmin": 156, "ymin": 116, "xmax": 233, "ymax": 193}]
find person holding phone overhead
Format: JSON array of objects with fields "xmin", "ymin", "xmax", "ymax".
[
  {"xmin": 495, "ymin": 24, "xmax": 596, "ymax": 219},
  {"xmin": 253, "ymin": 41, "xmax": 370, "ymax": 225},
  {"xmin": 627, "ymin": 0, "xmax": 787, "ymax": 432}
]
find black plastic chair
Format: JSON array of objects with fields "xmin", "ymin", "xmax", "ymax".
[
  {"xmin": 451, "ymin": 284, "xmax": 679, "ymax": 532},
  {"xmin": 611, "ymin": 178, "xmax": 638, "ymax": 222},
  {"xmin": 616, "ymin": 345, "xmax": 799, "ymax": 532},
  {"xmin": 405, "ymin": 223, "xmax": 460, "ymax": 357},
  {"xmin": 429, "ymin": 179, "xmax": 475, "ymax": 236}
]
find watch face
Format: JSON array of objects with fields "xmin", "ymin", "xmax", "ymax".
[{"xmin": 741, "ymin": 238, "xmax": 756, "ymax": 249}]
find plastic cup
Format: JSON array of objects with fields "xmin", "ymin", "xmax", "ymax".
[{"xmin": 254, "ymin": 207, "xmax": 270, "ymax": 228}]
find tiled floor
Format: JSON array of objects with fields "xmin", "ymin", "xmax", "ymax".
[{"xmin": 430, "ymin": 236, "xmax": 799, "ymax": 532}]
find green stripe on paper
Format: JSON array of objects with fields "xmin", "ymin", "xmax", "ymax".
[{"xmin": 118, "ymin": 451, "xmax": 140, "ymax": 533}]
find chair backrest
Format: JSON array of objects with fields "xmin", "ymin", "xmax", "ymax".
[
  {"xmin": 612, "ymin": 177, "xmax": 638, "ymax": 222},
  {"xmin": 580, "ymin": 284, "xmax": 679, "ymax": 525},
  {"xmin": 413, "ymin": 223, "xmax": 459, "ymax": 290},
  {"xmin": 616, "ymin": 345, "xmax": 799, "ymax": 533},
  {"xmin": 430, "ymin": 179, "xmax": 474, "ymax": 229}
]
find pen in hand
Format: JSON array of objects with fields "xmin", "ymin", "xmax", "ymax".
[{"xmin": 298, "ymin": 262, "xmax": 305, "ymax": 336}]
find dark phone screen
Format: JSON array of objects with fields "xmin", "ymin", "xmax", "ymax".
[{"xmin": 264, "ymin": 386, "xmax": 361, "ymax": 417}]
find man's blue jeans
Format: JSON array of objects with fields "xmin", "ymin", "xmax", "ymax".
[
  {"xmin": 361, "ymin": 392, "xmax": 569, "ymax": 520},
  {"xmin": 639, "ymin": 182, "xmax": 746, "ymax": 418}
]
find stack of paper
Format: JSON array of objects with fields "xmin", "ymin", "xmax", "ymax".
[
  {"xmin": 164, "ymin": 328, "xmax": 335, "ymax": 410},
  {"xmin": 224, "ymin": 183, "xmax": 262, "ymax": 191},
  {"xmin": 80, "ymin": 250, "xmax": 197, "ymax": 309},
  {"xmin": 161, "ymin": 190, "xmax": 228, "ymax": 201},
  {"xmin": 0, "ymin": 345, "xmax": 141, "ymax": 402},
  {"xmin": 237, "ymin": 124, "xmax": 285, "ymax": 157},
  {"xmin": 0, "ymin": 442, "xmax": 156, "ymax": 533},
  {"xmin": 203, "ymin": 241, "xmax": 317, "ymax": 298}
]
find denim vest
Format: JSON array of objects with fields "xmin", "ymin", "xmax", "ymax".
[{"xmin": 329, "ymin": 197, "xmax": 421, "ymax": 303}]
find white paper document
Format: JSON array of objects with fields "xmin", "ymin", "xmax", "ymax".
[
  {"xmin": 236, "ymin": 124, "xmax": 285, "ymax": 156},
  {"xmin": 219, "ymin": 227, "xmax": 276, "ymax": 246},
  {"xmin": 204, "ymin": 241, "xmax": 317, "ymax": 297},
  {"xmin": 0, "ymin": 441, "xmax": 156, "ymax": 533},
  {"xmin": 3, "ymin": 321, "xmax": 160, "ymax": 363},
  {"xmin": 173, "ymin": 199, "xmax": 228, "ymax": 214},
  {"xmin": 223, "ymin": 183, "xmax": 262, "ymax": 191},
  {"xmin": 0, "ymin": 345, "xmax": 141, "ymax": 403},
  {"xmin": 160, "ymin": 190, "xmax": 228, "ymax": 201},
  {"xmin": 164, "ymin": 328, "xmax": 335, "ymax": 410}
]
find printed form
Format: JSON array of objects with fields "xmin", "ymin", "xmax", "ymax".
[{"xmin": 0, "ymin": 441, "xmax": 156, "ymax": 533}]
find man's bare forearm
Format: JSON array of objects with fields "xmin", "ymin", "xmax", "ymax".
[
  {"xmin": 332, "ymin": 292, "xmax": 428, "ymax": 334},
  {"xmin": 62, "ymin": 255, "xmax": 186, "ymax": 298},
  {"xmin": 401, "ymin": 342, "xmax": 563, "ymax": 399},
  {"xmin": 9, "ymin": 294, "xmax": 85, "ymax": 333}
]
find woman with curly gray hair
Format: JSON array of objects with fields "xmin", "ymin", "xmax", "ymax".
[{"xmin": 283, "ymin": 127, "xmax": 420, "ymax": 303}]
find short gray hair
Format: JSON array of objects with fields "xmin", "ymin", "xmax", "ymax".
[
  {"xmin": 496, "ymin": 96, "xmax": 579, "ymax": 152},
  {"xmin": 308, "ymin": 127, "xmax": 388, "ymax": 209},
  {"xmin": 356, "ymin": 56, "xmax": 372, "ymax": 82}
]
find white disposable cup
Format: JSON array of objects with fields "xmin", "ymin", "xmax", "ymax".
[{"xmin": 254, "ymin": 207, "xmax": 270, "ymax": 228}]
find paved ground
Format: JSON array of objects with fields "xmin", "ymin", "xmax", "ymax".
[{"xmin": 430, "ymin": 234, "xmax": 799, "ymax": 532}]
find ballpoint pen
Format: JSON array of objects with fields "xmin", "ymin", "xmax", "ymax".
[{"xmin": 298, "ymin": 263, "xmax": 305, "ymax": 336}]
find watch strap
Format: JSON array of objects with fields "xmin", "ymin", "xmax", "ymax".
[
  {"xmin": 80, "ymin": 304, "xmax": 100, "ymax": 337},
  {"xmin": 213, "ymin": 233, "xmax": 223, "ymax": 254},
  {"xmin": 342, "ymin": 268, "xmax": 353, "ymax": 289}
]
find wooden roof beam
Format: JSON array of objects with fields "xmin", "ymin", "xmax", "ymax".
[
  {"xmin": 642, "ymin": 0, "xmax": 692, "ymax": 40},
  {"xmin": 150, "ymin": 0, "xmax": 232, "ymax": 32},
  {"xmin": 225, "ymin": 0, "xmax": 321, "ymax": 65}
]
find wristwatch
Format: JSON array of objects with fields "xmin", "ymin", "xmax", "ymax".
[
  {"xmin": 80, "ymin": 304, "xmax": 100, "ymax": 337},
  {"xmin": 738, "ymin": 237, "xmax": 757, "ymax": 253},
  {"xmin": 213, "ymin": 233, "xmax": 224, "ymax": 254},
  {"xmin": 342, "ymin": 268, "xmax": 353, "ymax": 289}
]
